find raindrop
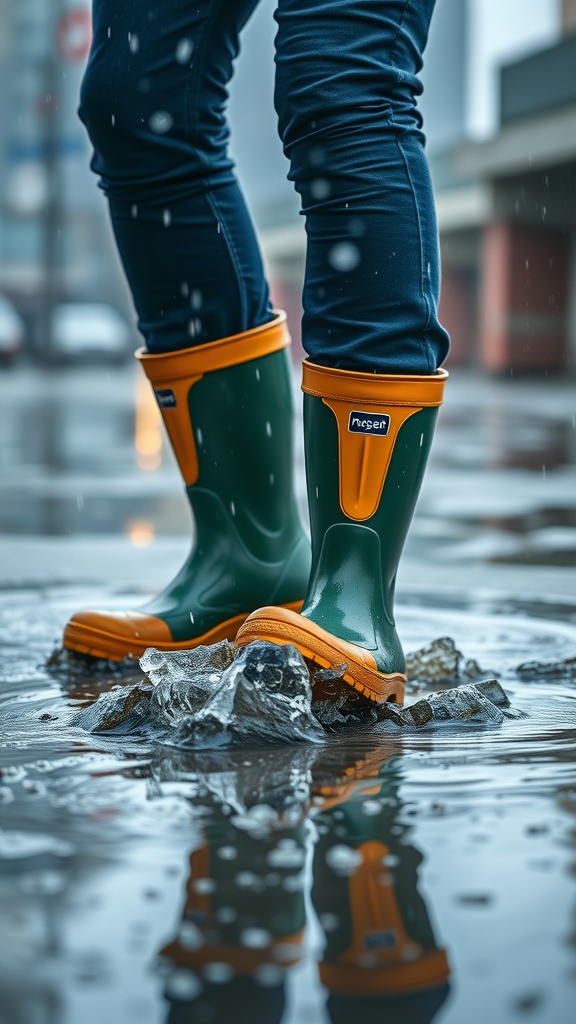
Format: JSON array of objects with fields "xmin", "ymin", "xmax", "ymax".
[
  {"xmin": 189, "ymin": 612, "xmax": 194, "ymax": 624},
  {"xmin": 427, "ymin": 261, "xmax": 431, "ymax": 277},
  {"xmin": 328, "ymin": 242, "xmax": 360, "ymax": 273},
  {"xmin": 111, "ymin": 114, "xmax": 116, "ymax": 127},
  {"xmin": 255, "ymin": 368, "xmax": 260, "ymax": 381},
  {"xmin": 216, "ymin": 846, "xmax": 238, "ymax": 860},
  {"xmin": 267, "ymin": 846, "xmax": 305, "ymax": 869},
  {"xmin": 196, "ymin": 428, "xmax": 203, "ymax": 446},
  {"xmin": 203, "ymin": 962, "xmax": 234, "ymax": 983},
  {"xmin": 311, "ymin": 178, "xmax": 330, "ymax": 201},
  {"xmin": 230, "ymin": 501, "xmax": 236, "ymax": 516},
  {"xmin": 175, "ymin": 38, "xmax": 194, "ymax": 64},
  {"xmin": 194, "ymin": 317, "xmax": 202, "ymax": 334},
  {"xmin": 129, "ymin": 33, "xmax": 139, "ymax": 54},
  {"xmin": 217, "ymin": 222, "xmax": 221, "ymax": 233},
  {"xmin": 178, "ymin": 921, "xmax": 204, "ymax": 950},
  {"xmin": 315, "ymin": 486, "xmax": 319, "ymax": 498},
  {"xmin": 215, "ymin": 906, "xmax": 237, "ymax": 924},
  {"xmin": 235, "ymin": 871, "xmax": 258, "ymax": 888},
  {"xmin": 526, "ymin": 259, "xmax": 530, "ymax": 270},
  {"xmin": 188, "ymin": 319, "xmax": 197, "ymax": 337},
  {"xmin": 149, "ymin": 110, "xmax": 174, "ymax": 134},
  {"xmin": 107, "ymin": 26, "xmax": 111, "ymax": 39},
  {"xmin": 254, "ymin": 964, "xmax": 284, "ymax": 986},
  {"xmin": 181, "ymin": 282, "xmax": 189, "ymax": 297},
  {"xmin": 191, "ymin": 289, "xmax": 202, "ymax": 310},
  {"xmin": 193, "ymin": 878, "xmax": 216, "ymax": 895},
  {"xmin": 325, "ymin": 844, "xmax": 363, "ymax": 876},
  {"xmin": 241, "ymin": 928, "xmax": 272, "ymax": 949},
  {"xmin": 381, "ymin": 853, "xmax": 399, "ymax": 867},
  {"xmin": 165, "ymin": 968, "xmax": 201, "ymax": 1001},
  {"xmin": 361, "ymin": 800, "xmax": 382, "ymax": 816},
  {"xmin": 131, "ymin": 204, "xmax": 138, "ymax": 218},
  {"xmin": 163, "ymin": 209, "xmax": 172, "ymax": 227},
  {"xmin": 319, "ymin": 912, "xmax": 339, "ymax": 932},
  {"xmin": 265, "ymin": 422, "xmax": 272, "ymax": 437},
  {"xmin": 542, "ymin": 464, "xmax": 546, "ymax": 479},
  {"xmin": 269, "ymin": 474, "xmax": 274, "ymax": 486},
  {"xmin": 420, "ymin": 433, "xmax": 424, "ymax": 447}
]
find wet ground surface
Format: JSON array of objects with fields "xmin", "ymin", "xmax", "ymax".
[
  {"xmin": 1, "ymin": 586, "xmax": 576, "ymax": 1024},
  {"xmin": 1, "ymin": 364, "xmax": 576, "ymax": 1023}
]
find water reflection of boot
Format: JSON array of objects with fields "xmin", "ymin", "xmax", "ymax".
[
  {"xmin": 158, "ymin": 805, "xmax": 306, "ymax": 1024},
  {"xmin": 237, "ymin": 363, "xmax": 447, "ymax": 704},
  {"xmin": 62, "ymin": 312, "xmax": 310, "ymax": 662},
  {"xmin": 311, "ymin": 768, "xmax": 450, "ymax": 1023}
]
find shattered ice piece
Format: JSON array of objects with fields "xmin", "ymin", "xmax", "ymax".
[
  {"xmin": 171, "ymin": 642, "xmax": 324, "ymax": 748},
  {"xmin": 142, "ymin": 643, "xmax": 236, "ymax": 727},
  {"xmin": 516, "ymin": 655, "xmax": 576, "ymax": 681},
  {"xmin": 460, "ymin": 657, "xmax": 486, "ymax": 681},
  {"xmin": 71, "ymin": 682, "xmax": 153, "ymax": 732},
  {"xmin": 164, "ymin": 968, "xmax": 202, "ymax": 1001},
  {"xmin": 141, "ymin": 641, "xmax": 235, "ymax": 681},
  {"xmin": 474, "ymin": 678, "xmax": 510, "ymax": 707},
  {"xmin": 403, "ymin": 684, "xmax": 505, "ymax": 726},
  {"xmin": 405, "ymin": 637, "xmax": 462, "ymax": 683}
]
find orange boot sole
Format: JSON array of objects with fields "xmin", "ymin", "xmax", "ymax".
[{"xmin": 235, "ymin": 606, "xmax": 406, "ymax": 704}]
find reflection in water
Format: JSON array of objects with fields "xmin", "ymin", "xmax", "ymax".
[
  {"xmin": 155, "ymin": 746, "xmax": 449, "ymax": 1024},
  {"xmin": 1, "ymin": 592, "xmax": 576, "ymax": 1023}
]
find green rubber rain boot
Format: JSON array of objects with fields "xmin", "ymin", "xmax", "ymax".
[
  {"xmin": 236, "ymin": 360, "xmax": 447, "ymax": 703},
  {"xmin": 63, "ymin": 312, "xmax": 311, "ymax": 661}
]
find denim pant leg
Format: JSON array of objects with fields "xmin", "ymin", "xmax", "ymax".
[
  {"xmin": 79, "ymin": 0, "xmax": 272, "ymax": 353},
  {"xmin": 274, "ymin": 0, "xmax": 450, "ymax": 374}
]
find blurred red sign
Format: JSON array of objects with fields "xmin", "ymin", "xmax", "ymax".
[{"xmin": 56, "ymin": 6, "xmax": 92, "ymax": 63}]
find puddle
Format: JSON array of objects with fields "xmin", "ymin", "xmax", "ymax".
[{"xmin": 1, "ymin": 587, "xmax": 576, "ymax": 1023}]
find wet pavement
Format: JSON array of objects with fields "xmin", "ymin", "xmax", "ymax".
[{"xmin": 1, "ymin": 364, "xmax": 576, "ymax": 1023}]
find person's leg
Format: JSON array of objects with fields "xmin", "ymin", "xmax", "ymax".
[
  {"xmin": 63, "ymin": 0, "xmax": 310, "ymax": 661},
  {"xmin": 78, "ymin": 0, "xmax": 272, "ymax": 352},
  {"xmin": 274, "ymin": 0, "xmax": 449, "ymax": 374},
  {"xmin": 236, "ymin": 1, "xmax": 448, "ymax": 701}
]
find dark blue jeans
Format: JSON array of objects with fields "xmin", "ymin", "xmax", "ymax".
[{"xmin": 79, "ymin": 0, "xmax": 449, "ymax": 373}]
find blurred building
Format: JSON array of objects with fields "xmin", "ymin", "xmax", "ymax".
[
  {"xmin": 435, "ymin": 0, "xmax": 576, "ymax": 373},
  {"xmin": 1, "ymin": 0, "xmax": 574, "ymax": 373},
  {"xmin": 0, "ymin": 0, "xmax": 133, "ymax": 353}
]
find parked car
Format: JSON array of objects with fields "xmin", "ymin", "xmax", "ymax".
[
  {"xmin": 0, "ymin": 295, "xmax": 26, "ymax": 366},
  {"xmin": 51, "ymin": 303, "xmax": 133, "ymax": 363}
]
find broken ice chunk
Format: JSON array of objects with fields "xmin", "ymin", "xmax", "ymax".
[
  {"xmin": 405, "ymin": 637, "xmax": 461, "ymax": 683},
  {"xmin": 403, "ymin": 684, "xmax": 505, "ymax": 726},
  {"xmin": 71, "ymin": 682, "xmax": 153, "ymax": 732},
  {"xmin": 516, "ymin": 655, "xmax": 576, "ymax": 681},
  {"xmin": 170, "ymin": 642, "xmax": 325, "ymax": 748}
]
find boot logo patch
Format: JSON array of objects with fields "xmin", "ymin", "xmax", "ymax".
[
  {"xmin": 348, "ymin": 411, "xmax": 390, "ymax": 436},
  {"xmin": 155, "ymin": 388, "xmax": 177, "ymax": 408}
]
